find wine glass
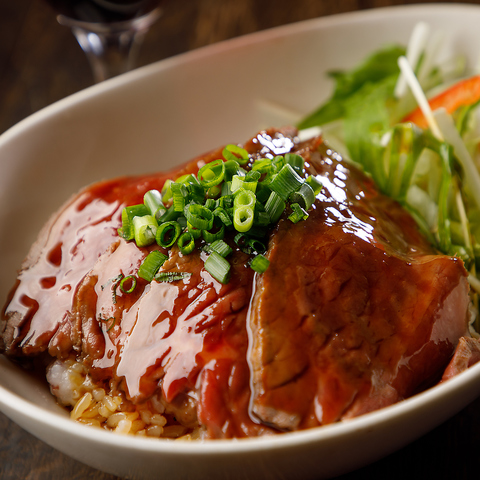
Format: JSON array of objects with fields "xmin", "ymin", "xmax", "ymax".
[{"xmin": 44, "ymin": 0, "xmax": 165, "ymax": 83}]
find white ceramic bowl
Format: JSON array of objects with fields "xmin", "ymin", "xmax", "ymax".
[{"xmin": 2, "ymin": 4, "xmax": 480, "ymax": 479}]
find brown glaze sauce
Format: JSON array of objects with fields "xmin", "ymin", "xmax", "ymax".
[{"xmin": 0, "ymin": 128, "xmax": 472, "ymax": 438}]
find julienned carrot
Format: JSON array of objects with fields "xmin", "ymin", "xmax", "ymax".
[{"xmin": 403, "ymin": 74, "xmax": 480, "ymax": 128}]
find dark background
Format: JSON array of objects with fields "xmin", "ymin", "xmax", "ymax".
[{"xmin": 1, "ymin": 0, "xmax": 480, "ymax": 478}]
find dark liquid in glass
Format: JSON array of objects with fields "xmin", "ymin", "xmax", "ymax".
[{"xmin": 44, "ymin": 0, "xmax": 163, "ymax": 23}]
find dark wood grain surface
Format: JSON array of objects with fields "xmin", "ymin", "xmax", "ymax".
[{"xmin": 2, "ymin": 0, "xmax": 480, "ymax": 478}]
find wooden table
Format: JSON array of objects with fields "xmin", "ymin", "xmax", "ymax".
[{"xmin": 1, "ymin": 0, "xmax": 480, "ymax": 478}]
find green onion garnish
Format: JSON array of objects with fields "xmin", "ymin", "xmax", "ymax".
[
  {"xmin": 247, "ymin": 238, "xmax": 267, "ymax": 254},
  {"xmin": 250, "ymin": 254, "xmax": 270, "ymax": 273},
  {"xmin": 265, "ymin": 191, "xmax": 286, "ymax": 223},
  {"xmin": 186, "ymin": 222, "xmax": 202, "ymax": 239},
  {"xmin": 203, "ymin": 225, "xmax": 225, "ymax": 243},
  {"xmin": 138, "ymin": 251, "xmax": 168, "ymax": 282},
  {"xmin": 118, "ymin": 148, "xmax": 321, "ymax": 286},
  {"xmin": 161, "ymin": 179, "xmax": 173, "ymax": 202},
  {"xmin": 118, "ymin": 204, "xmax": 149, "ymax": 240},
  {"xmin": 213, "ymin": 206, "xmax": 232, "ymax": 227},
  {"xmin": 171, "ymin": 182, "xmax": 188, "ymax": 212},
  {"xmin": 223, "ymin": 144, "xmax": 249, "ymax": 164},
  {"xmin": 288, "ymin": 203, "xmax": 309, "ymax": 223},
  {"xmin": 155, "ymin": 271, "xmax": 192, "ymax": 283},
  {"xmin": 285, "ymin": 153, "xmax": 305, "ymax": 175},
  {"xmin": 204, "ymin": 251, "xmax": 231, "ymax": 284},
  {"xmin": 144, "ymin": 190, "xmax": 165, "ymax": 219},
  {"xmin": 184, "ymin": 203, "xmax": 214, "ymax": 231},
  {"xmin": 156, "ymin": 221, "xmax": 182, "ymax": 248},
  {"xmin": 133, "ymin": 215, "xmax": 157, "ymax": 247},
  {"xmin": 198, "ymin": 159, "xmax": 225, "ymax": 188},
  {"xmin": 269, "ymin": 164, "xmax": 304, "ymax": 201},
  {"xmin": 177, "ymin": 231, "xmax": 195, "ymax": 255},
  {"xmin": 289, "ymin": 182, "xmax": 316, "ymax": 211},
  {"xmin": 203, "ymin": 239, "xmax": 233, "ymax": 257},
  {"xmin": 234, "ymin": 206, "xmax": 254, "ymax": 232},
  {"xmin": 119, "ymin": 275, "xmax": 137, "ymax": 294},
  {"xmin": 306, "ymin": 175, "xmax": 323, "ymax": 196},
  {"xmin": 224, "ymin": 159, "xmax": 242, "ymax": 180}
]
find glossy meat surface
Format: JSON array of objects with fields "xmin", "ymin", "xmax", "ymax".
[
  {"xmin": 248, "ymin": 140, "xmax": 470, "ymax": 430},
  {"xmin": 0, "ymin": 128, "xmax": 472, "ymax": 438}
]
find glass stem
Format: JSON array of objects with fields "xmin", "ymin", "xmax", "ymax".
[
  {"xmin": 70, "ymin": 27, "xmax": 143, "ymax": 82},
  {"xmin": 58, "ymin": 10, "xmax": 160, "ymax": 83}
]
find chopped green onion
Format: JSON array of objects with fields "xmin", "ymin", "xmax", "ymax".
[
  {"xmin": 110, "ymin": 273, "xmax": 124, "ymax": 304},
  {"xmin": 144, "ymin": 190, "xmax": 164, "ymax": 216},
  {"xmin": 120, "ymin": 147, "xmax": 310, "ymax": 285},
  {"xmin": 224, "ymin": 159, "xmax": 242, "ymax": 180},
  {"xmin": 161, "ymin": 179, "xmax": 173, "ymax": 202},
  {"xmin": 306, "ymin": 175, "xmax": 323, "ymax": 195},
  {"xmin": 177, "ymin": 231, "xmax": 195, "ymax": 255},
  {"xmin": 231, "ymin": 174, "xmax": 258, "ymax": 194},
  {"xmin": 254, "ymin": 210, "xmax": 270, "ymax": 227},
  {"xmin": 233, "ymin": 206, "xmax": 254, "ymax": 232},
  {"xmin": 234, "ymin": 232, "xmax": 249, "ymax": 248},
  {"xmin": 203, "ymin": 225, "xmax": 225, "ymax": 243},
  {"xmin": 285, "ymin": 153, "xmax": 305, "ymax": 175},
  {"xmin": 204, "ymin": 251, "xmax": 231, "ymax": 284},
  {"xmin": 213, "ymin": 206, "xmax": 233, "ymax": 227},
  {"xmin": 171, "ymin": 182, "xmax": 188, "ymax": 212},
  {"xmin": 157, "ymin": 205, "xmax": 181, "ymax": 224},
  {"xmin": 288, "ymin": 203, "xmax": 309, "ymax": 223},
  {"xmin": 207, "ymin": 185, "xmax": 222, "ymax": 198},
  {"xmin": 247, "ymin": 238, "xmax": 267, "ymax": 254},
  {"xmin": 205, "ymin": 198, "xmax": 216, "ymax": 210},
  {"xmin": 234, "ymin": 188, "xmax": 256, "ymax": 210},
  {"xmin": 203, "ymin": 239, "xmax": 233, "ymax": 257},
  {"xmin": 133, "ymin": 215, "xmax": 157, "ymax": 247},
  {"xmin": 231, "ymin": 175, "xmax": 246, "ymax": 193},
  {"xmin": 289, "ymin": 182, "xmax": 316, "ymax": 210},
  {"xmin": 221, "ymin": 181, "xmax": 233, "ymax": 197},
  {"xmin": 155, "ymin": 271, "xmax": 192, "ymax": 283},
  {"xmin": 198, "ymin": 159, "xmax": 226, "ymax": 188},
  {"xmin": 265, "ymin": 191, "xmax": 286, "ymax": 223},
  {"xmin": 269, "ymin": 164, "xmax": 304, "ymax": 201},
  {"xmin": 138, "ymin": 251, "xmax": 168, "ymax": 282},
  {"xmin": 255, "ymin": 182, "xmax": 272, "ymax": 204},
  {"xmin": 250, "ymin": 254, "xmax": 270, "ymax": 273},
  {"xmin": 184, "ymin": 203, "xmax": 214, "ymax": 230},
  {"xmin": 118, "ymin": 204, "xmax": 149, "ymax": 240},
  {"xmin": 156, "ymin": 221, "xmax": 182, "ymax": 248},
  {"xmin": 187, "ymin": 183, "xmax": 206, "ymax": 204},
  {"xmin": 119, "ymin": 275, "xmax": 137, "ymax": 294},
  {"xmin": 252, "ymin": 158, "xmax": 273, "ymax": 173},
  {"xmin": 245, "ymin": 170, "xmax": 261, "ymax": 182},
  {"xmin": 99, "ymin": 314, "xmax": 116, "ymax": 332},
  {"xmin": 272, "ymin": 155, "xmax": 286, "ymax": 171},
  {"xmin": 223, "ymin": 144, "xmax": 249, "ymax": 164},
  {"xmin": 175, "ymin": 173, "xmax": 200, "ymax": 186},
  {"xmin": 186, "ymin": 222, "xmax": 202, "ymax": 239}
]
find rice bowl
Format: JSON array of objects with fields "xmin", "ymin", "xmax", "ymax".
[{"xmin": 2, "ymin": 4, "xmax": 480, "ymax": 478}]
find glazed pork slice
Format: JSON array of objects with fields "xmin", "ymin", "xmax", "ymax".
[{"xmin": 248, "ymin": 139, "xmax": 471, "ymax": 431}]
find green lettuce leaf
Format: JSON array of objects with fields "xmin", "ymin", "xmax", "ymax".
[{"xmin": 298, "ymin": 44, "xmax": 405, "ymax": 129}]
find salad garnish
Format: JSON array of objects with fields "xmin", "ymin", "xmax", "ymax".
[{"xmin": 298, "ymin": 23, "xmax": 480, "ymax": 331}]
